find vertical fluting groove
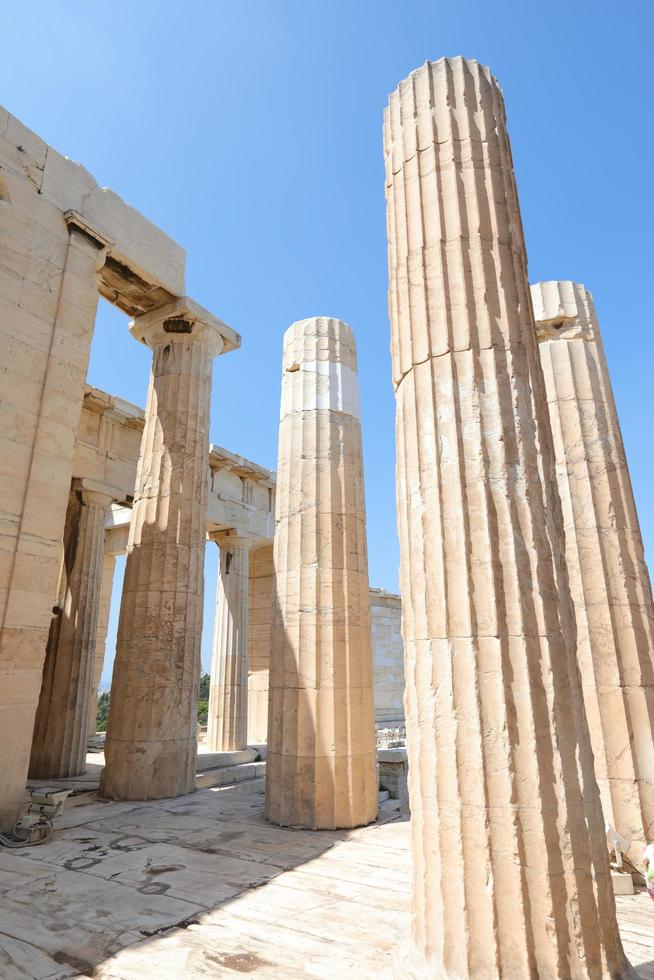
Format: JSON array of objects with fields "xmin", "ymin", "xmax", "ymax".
[
  {"xmin": 266, "ymin": 317, "xmax": 377, "ymax": 830},
  {"xmin": 207, "ymin": 538, "xmax": 251, "ymax": 752},
  {"xmin": 101, "ymin": 318, "xmax": 221, "ymax": 802},
  {"xmin": 87, "ymin": 551, "xmax": 116, "ymax": 738},
  {"xmin": 386, "ymin": 58, "xmax": 629, "ymax": 978},
  {"xmin": 29, "ymin": 487, "xmax": 110, "ymax": 779},
  {"xmin": 533, "ymin": 280, "xmax": 654, "ymax": 859}
]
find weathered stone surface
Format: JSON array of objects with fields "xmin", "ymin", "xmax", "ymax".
[
  {"xmin": 207, "ymin": 531, "xmax": 253, "ymax": 752},
  {"xmin": 533, "ymin": 279, "xmax": 654, "ymax": 858},
  {"xmin": 369, "ymin": 588, "xmax": 404, "ymax": 725},
  {"xmin": 265, "ymin": 317, "xmax": 377, "ymax": 830},
  {"xmin": 0, "ymin": 198, "xmax": 106, "ymax": 829},
  {"xmin": 0, "ymin": 780, "xmax": 651, "ymax": 980},
  {"xmin": 250, "ymin": 581, "xmax": 406, "ymax": 738},
  {"xmin": 377, "ymin": 747, "xmax": 409, "ymax": 803},
  {"xmin": 87, "ymin": 548, "xmax": 117, "ymax": 738},
  {"xmin": 385, "ymin": 57, "xmax": 629, "ymax": 976},
  {"xmin": 247, "ymin": 543, "xmax": 274, "ymax": 744},
  {"xmin": 100, "ymin": 301, "xmax": 235, "ymax": 801},
  {"xmin": 30, "ymin": 482, "xmax": 112, "ymax": 778}
]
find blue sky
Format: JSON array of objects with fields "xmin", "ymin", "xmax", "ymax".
[{"xmin": 3, "ymin": 1, "xmax": 653, "ymax": 682}]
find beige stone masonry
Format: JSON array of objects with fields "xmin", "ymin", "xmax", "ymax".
[
  {"xmin": 69, "ymin": 387, "xmax": 277, "ymax": 749},
  {"xmin": 533, "ymin": 279, "xmax": 654, "ymax": 856},
  {"xmin": 369, "ymin": 588, "xmax": 404, "ymax": 725},
  {"xmin": 265, "ymin": 316, "xmax": 377, "ymax": 830},
  {"xmin": 0, "ymin": 104, "xmax": 186, "ymax": 304},
  {"xmin": 0, "ymin": 204, "xmax": 108, "ymax": 828},
  {"xmin": 100, "ymin": 299, "xmax": 237, "ymax": 801},
  {"xmin": 384, "ymin": 58, "xmax": 628, "ymax": 977},
  {"xmin": 29, "ymin": 481, "xmax": 113, "ymax": 777},
  {"xmin": 207, "ymin": 531, "xmax": 254, "ymax": 752}
]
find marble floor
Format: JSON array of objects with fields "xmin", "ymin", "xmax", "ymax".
[{"xmin": 0, "ymin": 779, "xmax": 652, "ymax": 979}]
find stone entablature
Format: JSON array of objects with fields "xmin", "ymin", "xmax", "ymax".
[
  {"xmin": 75, "ymin": 386, "xmax": 275, "ymax": 545},
  {"xmin": 0, "ymin": 105, "xmax": 185, "ymax": 308},
  {"xmin": 0, "ymin": 103, "xmax": 239, "ymax": 826},
  {"xmin": 77, "ymin": 386, "xmax": 406, "ymax": 738}
]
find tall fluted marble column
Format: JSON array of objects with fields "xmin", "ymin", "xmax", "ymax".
[
  {"xmin": 384, "ymin": 58, "xmax": 628, "ymax": 977},
  {"xmin": 30, "ymin": 482, "xmax": 112, "ymax": 778},
  {"xmin": 207, "ymin": 531, "xmax": 253, "ymax": 752},
  {"xmin": 87, "ymin": 550, "xmax": 116, "ymax": 738},
  {"xmin": 100, "ymin": 299, "xmax": 236, "ymax": 800},
  {"xmin": 533, "ymin": 279, "xmax": 654, "ymax": 856},
  {"xmin": 247, "ymin": 543, "xmax": 274, "ymax": 743},
  {"xmin": 265, "ymin": 317, "xmax": 377, "ymax": 830}
]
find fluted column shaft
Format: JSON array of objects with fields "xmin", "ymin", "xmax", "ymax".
[
  {"xmin": 87, "ymin": 550, "xmax": 116, "ymax": 738},
  {"xmin": 247, "ymin": 543, "xmax": 274, "ymax": 743},
  {"xmin": 534, "ymin": 279, "xmax": 654, "ymax": 857},
  {"xmin": 100, "ymin": 309, "xmax": 224, "ymax": 801},
  {"xmin": 207, "ymin": 532, "xmax": 252, "ymax": 752},
  {"xmin": 30, "ymin": 484, "xmax": 112, "ymax": 778},
  {"xmin": 385, "ymin": 58, "xmax": 627, "ymax": 977},
  {"xmin": 265, "ymin": 317, "xmax": 377, "ymax": 830}
]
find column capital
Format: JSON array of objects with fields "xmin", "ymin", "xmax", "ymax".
[
  {"xmin": 64, "ymin": 210, "xmax": 113, "ymax": 269},
  {"xmin": 72, "ymin": 479, "xmax": 117, "ymax": 509},
  {"xmin": 208, "ymin": 529, "xmax": 257, "ymax": 551},
  {"xmin": 130, "ymin": 296, "xmax": 241, "ymax": 358}
]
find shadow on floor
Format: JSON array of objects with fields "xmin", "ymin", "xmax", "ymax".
[{"xmin": 0, "ymin": 777, "xmax": 408, "ymax": 979}]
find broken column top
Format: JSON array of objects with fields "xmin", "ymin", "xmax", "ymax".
[
  {"xmin": 384, "ymin": 57, "xmax": 503, "ymax": 179},
  {"xmin": 281, "ymin": 316, "xmax": 360, "ymax": 419},
  {"xmin": 531, "ymin": 280, "xmax": 597, "ymax": 342}
]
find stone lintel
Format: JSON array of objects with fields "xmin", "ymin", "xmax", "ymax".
[
  {"xmin": 130, "ymin": 296, "xmax": 241, "ymax": 356},
  {"xmin": 209, "ymin": 444, "xmax": 275, "ymax": 486},
  {"xmin": 369, "ymin": 587, "xmax": 401, "ymax": 602},
  {"xmin": 104, "ymin": 503, "xmax": 132, "ymax": 530},
  {"xmin": 377, "ymin": 747, "xmax": 408, "ymax": 763},
  {"xmin": 72, "ymin": 478, "xmax": 122, "ymax": 505},
  {"xmin": 82, "ymin": 385, "xmax": 145, "ymax": 429}
]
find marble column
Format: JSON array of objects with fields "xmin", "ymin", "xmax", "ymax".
[
  {"xmin": 265, "ymin": 316, "xmax": 377, "ymax": 830},
  {"xmin": 533, "ymin": 279, "xmax": 654, "ymax": 858},
  {"xmin": 30, "ymin": 482, "xmax": 112, "ymax": 778},
  {"xmin": 207, "ymin": 531, "xmax": 253, "ymax": 752},
  {"xmin": 100, "ymin": 299, "xmax": 235, "ymax": 801},
  {"xmin": 384, "ymin": 58, "xmax": 628, "ymax": 977},
  {"xmin": 87, "ymin": 550, "xmax": 116, "ymax": 738},
  {"xmin": 247, "ymin": 543, "xmax": 274, "ymax": 743}
]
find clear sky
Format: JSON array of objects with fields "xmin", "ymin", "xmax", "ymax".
[{"xmin": 3, "ymin": 1, "xmax": 653, "ymax": 683}]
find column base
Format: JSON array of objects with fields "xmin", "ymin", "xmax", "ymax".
[
  {"xmin": 99, "ymin": 738, "xmax": 196, "ymax": 801},
  {"xmin": 393, "ymin": 935, "xmax": 638, "ymax": 979},
  {"xmin": 206, "ymin": 734, "xmax": 248, "ymax": 754},
  {"xmin": 29, "ymin": 762, "xmax": 87, "ymax": 781},
  {"xmin": 393, "ymin": 942, "xmax": 450, "ymax": 980}
]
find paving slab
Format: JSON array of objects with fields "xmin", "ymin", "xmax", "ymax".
[{"xmin": 0, "ymin": 777, "xmax": 651, "ymax": 978}]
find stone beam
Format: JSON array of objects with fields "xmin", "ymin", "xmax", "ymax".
[{"xmin": 0, "ymin": 105, "xmax": 186, "ymax": 306}]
